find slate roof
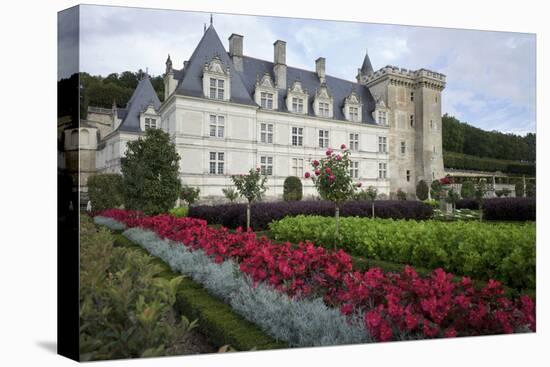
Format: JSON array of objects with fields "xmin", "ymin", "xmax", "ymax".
[
  {"xmin": 117, "ymin": 76, "xmax": 161, "ymax": 132},
  {"xmin": 173, "ymin": 24, "xmax": 377, "ymax": 124},
  {"xmin": 360, "ymin": 51, "xmax": 374, "ymax": 76}
]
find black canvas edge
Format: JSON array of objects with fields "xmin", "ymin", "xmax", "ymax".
[{"xmin": 57, "ymin": 4, "xmax": 81, "ymax": 362}]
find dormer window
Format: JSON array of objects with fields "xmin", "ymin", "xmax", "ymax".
[
  {"xmin": 378, "ymin": 111, "xmax": 387, "ymax": 125},
  {"xmin": 314, "ymin": 83, "xmax": 333, "ymax": 118},
  {"xmin": 145, "ymin": 117, "xmax": 157, "ymax": 129},
  {"xmin": 209, "ymin": 78, "xmax": 225, "ymax": 100},
  {"xmin": 292, "ymin": 97, "xmax": 304, "ymax": 113},
  {"xmin": 286, "ymin": 81, "xmax": 309, "ymax": 115},
  {"xmin": 255, "ymin": 73, "xmax": 278, "ymax": 110},
  {"xmin": 344, "ymin": 90, "xmax": 362, "ymax": 123},
  {"xmin": 203, "ymin": 56, "xmax": 231, "ymax": 101},
  {"xmin": 373, "ymin": 97, "xmax": 389, "ymax": 126}
]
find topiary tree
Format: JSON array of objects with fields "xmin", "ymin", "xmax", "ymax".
[
  {"xmin": 515, "ymin": 181, "xmax": 525, "ymax": 197},
  {"xmin": 180, "ymin": 185, "xmax": 200, "ymax": 206},
  {"xmin": 283, "ymin": 176, "xmax": 303, "ymax": 201},
  {"xmin": 305, "ymin": 144, "xmax": 359, "ymax": 242},
  {"xmin": 396, "ymin": 189, "xmax": 407, "ymax": 201},
  {"xmin": 461, "ymin": 181, "xmax": 475, "ymax": 199},
  {"xmin": 430, "ymin": 180, "xmax": 442, "ymax": 200},
  {"xmin": 365, "ymin": 186, "xmax": 378, "ymax": 218},
  {"xmin": 231, "ymin": 168, "xmax": 267, "ymax": 229},
  {"xmin": 222, "ymin": 187, "xmax": 239, "ymax": 203},
  {"xmin": 474, "ymin": 178, "xmax": 488, "ymax": 221},
  {"xmin": 121, "ymin": 129, "xmax": 181, "ymax": 215},
  {"xmin": 415, "ymin": 180, "xmax": 429, "ymax": 201},
  {"xmin": 446, "ymin": 187, "xmax": 460, "ymax": 213},
  {"xmin": 87, "ymin": 173, "xmax": 124, "ymax": 211},
  {"xmin": 526, "ymin": 182, "xmax": 536, "ymax": 197}
]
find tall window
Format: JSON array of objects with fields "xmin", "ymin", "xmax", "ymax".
[
  {"xmin": 292, "ymin": 98, "xmax": 304, "ymax": 113},
  {"xmin": 410, "ymin": 115, "xmax": 415, "ymax": 127},
  {"xmin": 291, "ymin": 158, "xmax": 304, "ymax": 177},
  {"xmin": 400, "ymin": 141, "xmax": 406, "ymax": 155},
  {"xmin": 378, "ymin": 137, "xmax": 387, "ymax": 153},
  {"xmin": 349, "ymin": 106, "xmax": 359, "ymax": 121},
  {"xmin": 260, "ymin": 156, "xmax": 273, "ymax": 176},
  {"xmin": 349, "ymin": 133, "xmax": 359, "ymax": 151},
  {"xmin": 319, "ymin": 102, "xmax": 330, "ymax": 117},
  {"xmin": 319, "ymin": 129, "xmax": 329, "ymax": 148},
  {"xmin": 378, "ymin": 163, "xmax": 387, "ymax": 179},
  {"xmin": 260, "ymin": 92, "xmax": 274, "ymax": 109},
  {"xmin": 209, "ymin": 115, "xmax": 225, "ymax": 138},
  {"xmin": 410, "ymin": 92, "xmax": 414, "ymax": 102},
  {"xmin": 260, "ymin": 123, "xmax": 273, "ymax": 144},
  {"xmin": 350, "ymin": 161, "xmax": 359, "ymax": 178},
  {"xmin": 209, "ymin": 78, "xmax": 225, "ymax": 99},
  {"xmin": 291, "ymin": 127, "xmax": 303, "ymax": 146},
  {"xmin": 209, "ymin": 152, "xmax": 224, "ymax": 175},
  {"xmin": 406, "ymin": 169, "xmax": 411, "ymax": 182},
  {"xmin": 378, "ymin": 111, "xmax": 387, "ymax": 125},
  {"xmin": 145, "ymin": 117, "xmax": 157, "ymax": 129}
]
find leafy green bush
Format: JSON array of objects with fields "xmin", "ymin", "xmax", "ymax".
[
  {"xmin": 87, "ymin": 174, "xmax": 123, "ymax": 211},
  {"xmin": 526, "ymin": 182, "xmax": 536, "ymax": 197},
  {"xmin": 396, "ymin": 189, "xmax": 407, "ymax": 201},
  {"xmin": 79, "ymin": 216, "xmax": 196, "ymax": 360},
  {"xmin": 415, "ymin": 180, "xmax": 429, "ymax": 201},
  {"xmin": 222, "ymin": 187, "xmax": 239, "ymax": 202},
  {"xmin": 180, "ymin": 185, "xmax": 200, "ymax": 205},
  {"xmin": 121, "ymin": 129, "xmax": 182, "ymax": 215},
  {"xmin": 169, "ymin": 207, "xmax": 188, "ymax": 218},
  {"xmin": 461, "ymin": 181, "xmax": 475, "ymax": 199},
  {"xmin": 423, "ymin": 199, "xmax": 439, "ymax": 209},
  {"xmin": 515, "ymin": 182, "xmax": 525, "ymax": 197},
  {"xmin": 270, "ymin": 215, "xmax": 535, "ymax": 290},
  {"xmin": 283, "ymin": 176, "xmax": 303, "ymax": 201},
  {"xmin": 430, "ymin": 180, "xmax": 442, "ymax": 200}
]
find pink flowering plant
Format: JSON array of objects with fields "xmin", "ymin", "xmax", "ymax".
[{"xmin": 305, "ymin": 144, "xmax": 360, "ymax": 241}]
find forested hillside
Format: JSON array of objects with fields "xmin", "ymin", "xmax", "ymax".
[{"xmin": 442, "ymin": 114, "xmax": 535, "ymax": 162}]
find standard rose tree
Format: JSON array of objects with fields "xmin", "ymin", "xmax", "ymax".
[
  {"xmin": 305, "ymin": 144, "xmax": 360, "ymax": 242},
  {"xmin": 231, "ymin": 168, "xmax": 267, "ymax": 229}
]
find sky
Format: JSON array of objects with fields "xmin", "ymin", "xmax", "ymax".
[{"xmin": 61, "ymin": 5, "xmax": 536, "ymax": 135}]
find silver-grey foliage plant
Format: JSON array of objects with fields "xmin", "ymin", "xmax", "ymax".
[{"xmin": 95, "ymin": 216, "xmax": 373, "ymax": 347}]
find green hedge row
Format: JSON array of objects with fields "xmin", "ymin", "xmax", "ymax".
[
  {"xmin": 270, "ymin": 216, "xmax": 535, "ymax": 290},
  {"xmin": 444, "ymin": 151, "xmax": 535, "ymax": 175},
  {"xmin": 113, "ymin": 234, "xmax": 286, "ymax": 351}
]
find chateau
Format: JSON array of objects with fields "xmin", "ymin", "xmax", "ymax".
[{"xmin": 82, "ymin": 21, "xmax": 446, "ymax": 199}]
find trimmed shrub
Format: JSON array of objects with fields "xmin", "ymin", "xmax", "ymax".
[
  {"xmin": 430, "ymin": 180, "xmax": 442, "ymax": 200},
  {"xmin": 415, "ymin": 180, "xmax": 429, "ymax": 201},
  {"xmin": 283, "ymin": 176, "xmax": 303, "ymax": 201},
  {"xmin": 483, "ymin": 198, "xmax": 535, "ymax": 221},
  {"xmin": 396, "ymin": 189, "xmax": 407, "ymax": 201},
  {"xmin": 180, "ymin": 186, "xmax": 200, "ymax": 205},
  {"xmin": 169, "ymin": 207, "xmax": 188, "ymax": 218},
  {"xmin": 460, "ymin": 181, "xmax": 475, "ymax": 199},
  {"xmin": 87, "ymin": 173, "xmax": 123, "ymax": 211},
  {"xmin": 526, "ymin": 182, "xmax": 536, "ymax": 197},
  {"xmin": 270, "ymin": 215, "xmax": 536, "ymax": 290},
  {"xmin": 515, "ymin": 182, "xmax": 525, "ymax": 197},
  {"xmin": 444, "ymin": 151, "xmax": 535, "ymax": 175},
  {"xmin": 456, "ymin": 198, "xmax": 478, "ymax": 210},
  {"xmin": 188, "ymin": 200, "xmax": 433, "ymax": 230}
]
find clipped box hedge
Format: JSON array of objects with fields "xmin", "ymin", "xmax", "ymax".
[
  {"xmin": 188, "ymin": 200, "xmax": 433, "ymax": 230},
  {"xmin": 483, "ymin": 197, "xmax": 536, "ymax": 221},
  {"xmin": 270, "ymin": 216, "xmax": 535, "ymax": 290}
]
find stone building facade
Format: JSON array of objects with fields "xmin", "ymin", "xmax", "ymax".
[{"xmin": 91, "ymin": 22, "xmax": 446, "ymax": 199}]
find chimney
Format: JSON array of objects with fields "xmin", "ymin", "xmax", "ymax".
[
  {"xmin": 273, "ymin": 40, "xmax": 287, "ymax": 89},
  {"xmin": 229, "ymin": 33, "xmax": 243, "ymax": 72},
  {"xmin": 316, "ymin": 57, "xmax": 326, "ymax": 83}
]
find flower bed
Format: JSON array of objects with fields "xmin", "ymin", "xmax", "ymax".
[
  {"xmin": 95, "ymin": 209, "xmax": 535, "ymax": 343},
  {"xmin": 270, "ymin": 216, "xmax": 536, "ymax": 290},
  {"xmin": 188, "ymin": 200, "xmax": 433, "ymax": 230}
]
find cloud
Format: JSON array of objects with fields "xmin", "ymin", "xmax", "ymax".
[{"xmin": 77, "ymin": 5, "xmax": 536, "ymax": 134}]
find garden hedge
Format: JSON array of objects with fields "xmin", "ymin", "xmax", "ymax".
[
  {"xmin": 188, "ymin": 200, "xmax": 433, "ymax": 230},
  {"xmin": 483, "ymin": 198, "xmax": 536, "ymax": 221},
  {"xmin": 270, "ymin": 216, "xmax": 535, "ymax": 290},
  {"xmin": 444, "ymin": 151, "xmax": 535, "ymax": 175}
]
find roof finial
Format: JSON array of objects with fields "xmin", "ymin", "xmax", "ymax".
[{"xmin": 210, "ymin": 13, "xmax": 213, "ymax": 26}]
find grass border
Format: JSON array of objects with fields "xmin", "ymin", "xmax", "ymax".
[{"xmin": 112, "ymin": 234, "xmax": 287, "ymax": 351}]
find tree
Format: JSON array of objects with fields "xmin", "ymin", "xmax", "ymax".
[
  {"xmin": 515, "ymin": 181, "xmax": 525, "ymax": 197},
  {"xmin": 87, "ymin": 173, "xmax": 124, "ymax": 211},
  {"xmin": 526, "ymin": 182, "xmax": 536, "ymax": 197},
  {"xmin": 180, "ymin": 186, "xmax": 200, "ymax": 206},
  {"xmin": 474, "ymin": 179, "xmax": 489, "ymax": 221},
  {"xmin": 445, "ymin": 188, "xmax": 460, "ymax": 213},
  {"xmin": 365, "ymin": 186, "xmax": 378, "ymax": 218},
  {"xmin": 222, "ymin": 187, "xmax": 239, "ymax": 203},
  {"xmin": 231, "ymin": 168, "xmax": 267, "ymax": 229},
  {"xmin": 430, "ymin": 180, "xmax": 442, "ymax": 200},
  {"xmin": 305, "ymin": 144, "xmax": 358, "ymax": 242},
  {"xmin": 396, "ymin": 189, "xmax": 407, "ymax": 201},
  {"xmin": 283, "ymin": 176, "xmax": 303, "ymax": 201},
  {"xmin": 461, "ymin": 181, "xmax": 475, "ymax": 199},
  {"xmin": 121, "ymin": 129, "xmax": 181, "ymax": 215},
  {"xmin": 415, "ymin": 180, "xmax": 429, "ymax": 201}
]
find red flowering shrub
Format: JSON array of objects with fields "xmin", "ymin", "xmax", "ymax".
[{"xmin": 95, "ymin": 209, "xmax": 536, "ymax": 342}]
